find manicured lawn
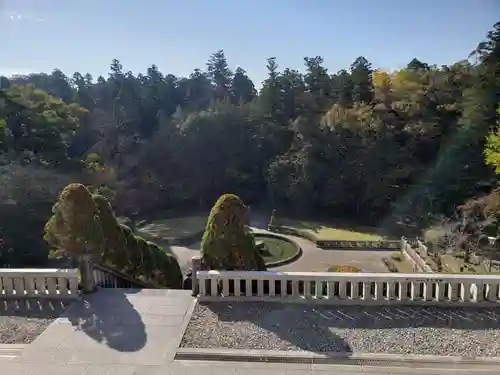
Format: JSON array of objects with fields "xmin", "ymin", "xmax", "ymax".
[
  {"xmin": 310, "ymin": 227, "xmax": 383, "ymax": 241},
  {"xmin": 255, "ymin": 234, "xmax": 298, "ymax": 264},
  {"xmin": 137, "ymin": 215, "xmax": 207, "ymax": 240},
  {"xmin": 280, "ymin": 218, "xmax": 385, "ymax": 241}
]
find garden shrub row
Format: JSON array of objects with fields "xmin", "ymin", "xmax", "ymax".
[
  {"xmin": 44, "ymin": 183, "xmax": 183, "ymax": 289},
  {"xmin": 268, "ymin": 225, "xmax": 399, "ymax": 250}
]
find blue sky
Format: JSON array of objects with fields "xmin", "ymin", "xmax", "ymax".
[{"xmin": 1, "ymin": 0, "xmax": 499, "ymax": 86}]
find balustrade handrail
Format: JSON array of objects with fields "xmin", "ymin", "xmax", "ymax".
[
  {"xmin": 194, "ymin": 268, "xmax": 500, "ymax": 305},
  {"xmin": 92, "ymin": 262, "xmax": 151, "ymax": 288},
  {"xmin": 0, "ymin": 268, "xmax": 78, "ymax": 276},
  {"xmin": 0, "ymin": 268, "xmax": 79, "ymax": 299},
  {"xmin": 197, "ymin": 270, "xmax": 500, "ymax": 281}
]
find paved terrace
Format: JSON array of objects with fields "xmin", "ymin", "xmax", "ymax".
[{"xmin": 1, "ymin": 289, "xmax": 499, "ymax": 374}]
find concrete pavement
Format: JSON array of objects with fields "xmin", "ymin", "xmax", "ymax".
[{"xmin": 2, "ymin": 288, "xmax": 497, "ymax": 374}]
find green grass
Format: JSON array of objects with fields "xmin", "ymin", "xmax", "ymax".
[
  {"xmin": 280, "ymin": 218, "xmax": 385, "ymax": 241},
  {"xmin": 255, "ymin": 234, "xmax": 298, "ymax": 264},
  {"xmin": 136, "ymin": 215, "xmax": 207, "ymax": 240}
]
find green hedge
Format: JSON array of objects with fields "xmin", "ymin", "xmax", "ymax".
[{"xmin": 268, "ymin": 225, "xmax": 399, "ymax": 250}]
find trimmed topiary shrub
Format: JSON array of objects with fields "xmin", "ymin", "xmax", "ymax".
[
  {"xmin": 44, "ymin": 183, "xmax": 103, "ymax": 261},
  {"xmin": 143, "ymin": 238, "xmax": 182, "ymax": 289},
  {"xmin": 116, "ymin": 219, "xmax": 182, "ymax": 288},
  {"xmin": 46, "ymin": 186, "xmax": 183, "ymax": 289},
  {"xmin": 201, "ymin": 194, "xmax": 266, "ymax": 271},
  {"xmin": 119, "ymin": 223, "xmax": 137, "ymax": 270},
  {"xmin": 92, "ymin": 194, "xmax": 127, "ymax": 266}
]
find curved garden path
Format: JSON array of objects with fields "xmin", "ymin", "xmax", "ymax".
[
  {"xmin": 171, "ymin": 228, "xmax": 392, "ymax": 273},
  {"xmin": 268, "ymin": 234, "xmax": 391, "ymax": 272}
]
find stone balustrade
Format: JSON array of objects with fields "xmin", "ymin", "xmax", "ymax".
[
  {"xmin": 400, "ymin": 238, "xmax": 433, "ymax": 272},
  {"xmin": 0, "ymin": 268, "xmax": 79, "ymax": 299},
  {"xmin": 195, "ymin": 269, "xmax": 500, "ymax": 306}
]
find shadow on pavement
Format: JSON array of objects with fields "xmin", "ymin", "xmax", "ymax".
[
  {"xmin": 61, "ymin": 288, "xmax": 147, "ymax": 352},
  {"xmin": 0, "ymin": 299, "xmax": 70, "ymax": 318}
]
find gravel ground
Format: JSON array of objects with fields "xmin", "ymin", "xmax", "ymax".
[
  {"xmin": 0, "ymin": 299, "xmax": 70, "ymax": 344},
  {"xmin": 180, "ymin": 302, "xmax": 500, "ymax": 357}
]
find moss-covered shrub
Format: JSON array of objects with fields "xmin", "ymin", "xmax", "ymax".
[{"xmin": 201, "ymin": 194, "xmax": 266, "ymax": 271}]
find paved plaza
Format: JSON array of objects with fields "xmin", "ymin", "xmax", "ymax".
[{"xmin": 0, "ymin": 289, "xmax": 497, "ymax": 374}]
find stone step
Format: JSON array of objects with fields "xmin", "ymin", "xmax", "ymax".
[
  {"xmin": 175, "ymin": 348, "xmax": 500, "ymax": 372},
  {"xmin": 0, "ymin": 344, "xmax": 26, "ymax": 360}
]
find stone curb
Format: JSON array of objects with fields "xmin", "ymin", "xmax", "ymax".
[
  {"xmin": 165, "ymin": 296, "xmax": 199, "ymax": 363},
  {"xmin": 175, "ymin": 347, "xmax": 500, "ymax": 368}
]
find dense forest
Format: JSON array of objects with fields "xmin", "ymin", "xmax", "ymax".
[{"xmin": 1, "ymin": 22, "xmax": 499, "ymax": 267}]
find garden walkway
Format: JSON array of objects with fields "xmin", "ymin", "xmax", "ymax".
[{"xmin": 270, "ymin": 235, "xmax": 393, "ymax": 272}]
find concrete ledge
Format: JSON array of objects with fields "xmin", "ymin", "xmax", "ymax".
[
  {"xmin": 165, "ymin": 297, "xmax": 199, "ymax": 363},
  {"xmin": 175, "ymin": 347, "xmax": 500, "ymax": 368}
]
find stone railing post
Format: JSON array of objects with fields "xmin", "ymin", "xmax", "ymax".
[
  {"xmin": 192, "ymin": 255, "xmax": 202, "ymax": 297},
  {"xmin": 79, "ymin": 254, "xmax": 96, "ymax": 294}
]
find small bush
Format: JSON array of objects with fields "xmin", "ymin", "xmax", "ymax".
[
  {"xmin": 390, "ymin": 252, "xmax": 403, "ymax": 262},
  {"xmin": 423, "ymin": 224, "xmax": 452, "ymax": 253},
  {"xmin": 382, "ymin": 257, "xmax": 398, "ymax": 272},
  {"xmin": 327, "ymin": 265, "xmax": 361, "ymax": 272}
]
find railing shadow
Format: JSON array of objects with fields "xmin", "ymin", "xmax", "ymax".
[
  {"xmin": 61, "ymin": 288, "xmax": 147, "ymax": 352},
  {"xmin": 201, "ymin": 301, "xmax": 500, "ymax": 356},
  {"xmin": 0, "ymin": 298, "xmax": 70, "ymax": 318},
  {"xmin": 307, "ymin": 304, "xmax": 500, "ymax": 330},
  {"xmin": 0, "ymin": 298, "xmax": 72, "ymax": 344},
  {"xmin": 207, "ymin": 300, "xmax": 500, "ymax": 331},
  {"xmin": 204, "ymin": 301, "xmax": 353, "ymax": 354}
]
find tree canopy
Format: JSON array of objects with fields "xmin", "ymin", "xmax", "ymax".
[{"xmin": 1, "ymin": 22, "xmax": 500, "ymax": 266}]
